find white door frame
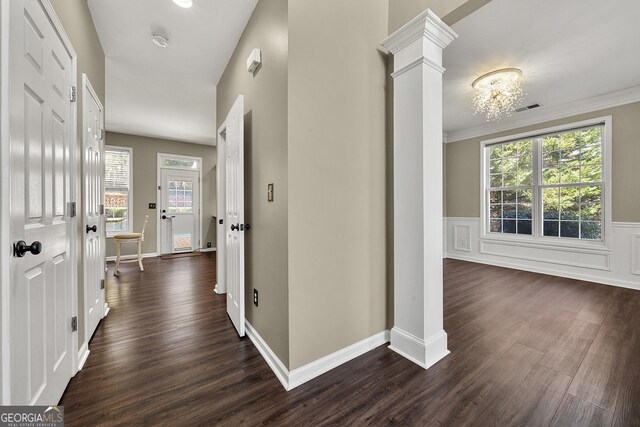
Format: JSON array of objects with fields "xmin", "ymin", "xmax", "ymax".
[
  {"xmin": 81, "ymin": 73, "xmax": 107, "ymax": 354},
  {"xmin": 156, "ymin": 153, "xmax": 203, "ymax": 255},
  {"xmin": 0, "ymin": 0, "xmax": 79, "ymax": 404},
  {"xmin": 214, "ymin": 126, "xmax": 225, "ymax": 294}
]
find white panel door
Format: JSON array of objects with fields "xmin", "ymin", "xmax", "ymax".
[
  {"xmin": 83, "ymin": 75, "xmax": 105, "ymax": 340},
  {"xmin": 9, "ymin": 0, "xmax": 75, "ymax": 405},
  {"xmin": 224, "ymin": 95, "xmax": 245, "ymax": 337},
  {"xmin": 160, "ymin": 169, "xmax": 200, "ymax": 254}
]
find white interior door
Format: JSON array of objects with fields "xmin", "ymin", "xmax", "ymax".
[
  {"xmin": 83, "ymin": 74, "xmax": 105, "ymax": 341},
  {"xmin": 8, "ymin": 0, "xmax": 75, "ymax": 404},
  {"xmin": 160, "ymin": 169, "xmax": 200, "ymax": 254},
  {"xmin": 224, "ymin": 95, "xmax": 245, "ymax": 337}
]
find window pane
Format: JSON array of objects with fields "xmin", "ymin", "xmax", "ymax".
[
  {"xmin": 560, "ymin": 221, "xmax": 580, "ymax": 238},
  {"xmin": 503, "ymin": 220, "xmax": 516, "ymax": 234},
  {"xmin": 167, "ymin": 180, "xmax": 194, "ymax": 213},
  {"xmin": 105, "ymin": 190, "xmax": 128, "ymax": 233},
  {"xmin": 162, "ymin": 158, "xmax": 198, "ymax": 169},
  {"xmin": 544, "ymin": 221, "xmax": 559, "ymax": 237},
  {"xmin": 503, "ymin": 190, "xmax": 516, "ymax": 204},
  {"xmin": 490, "ymin": 146, "xmax": 502, "ymax": 160},
  {"xmin": 560, "ymin": 203, "xmax": 579, "ymax": 221},
  {"xmin": 517, "ymin": 203, "xmax": 532, "ymax": 219},
  {"xmin": 490, "ymin": 190, "xmax": 502, "ymax": 204},
  {"xmin": 105, "ymin": 149, "xmax": 130, "ymax": 189},
  {"xmin": 490, "ymin": 204, "xmax": 501, "ymax": 219},
  {"xmin": 503, "ymin": 204, "xmax": 517, "ymax": 219},
  {"xmin": 581, "ymin": 185, "xmax": 601, "ymax": 205},
  {"xmin": 517, "ymin": 190, "xmax": 532, "ymax": 204},
  {"xmin": 581, "ymin": 222, "xmax": 601, "ymax": 240},
  {"xmin": 490, "ymin": 174, "xmax": 502, "ymax": 188},
  {"xmin": 543, "ymin": 168, "xmax": 560, "ymax": 185},
  {"xmin": 517, "ymin": 220, "xmax": 532, "ymax": 235},
  {"xmin": 490, "ymin": 219, "xmax": 502, "ymax": 232}
]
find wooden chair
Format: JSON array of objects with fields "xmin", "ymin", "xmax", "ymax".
[{"xmin": 114, "ymin": 215, "xmax": 149, "ymax": 275}]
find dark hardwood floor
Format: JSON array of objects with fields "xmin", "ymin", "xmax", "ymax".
[{"xmin": 60, "ymin": 255, "xmax": 640, "ymax": 426}]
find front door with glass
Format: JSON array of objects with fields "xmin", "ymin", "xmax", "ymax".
[{"xmin": 160, "ymin": 169, "xmax": 200, "ymax": 254}]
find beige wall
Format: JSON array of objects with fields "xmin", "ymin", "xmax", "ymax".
[
  {"xmin": 216, "ymin": 0, "xmax": 290, "ymax": 366},
  {"xmin": 288, "ymin": 0, "xmax": 388, "ymax": 370},
  {"xmin": 50, "ymin": 0, "xmax": 105, "ymax": 351},
  {"xmin": 445, "ymin": 102, "xmax": 640, "ymax": 222},
  {"xmin": 104, "ymin": 132, "xmax": 217, "ymax": 257},
  {"xmin": 387, "ymin": 0, "xmax": 491, "ymax": 33}
]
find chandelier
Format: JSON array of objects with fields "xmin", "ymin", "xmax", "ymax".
[{"xmin": 472, "ymin": 68, "xmax": 524, "ymax": 121}]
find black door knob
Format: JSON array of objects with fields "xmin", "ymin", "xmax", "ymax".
[
  {"xmin": 161, "ymin": 215, "xmax": 167, "ymax": 219},
  {"xmin": 13, "ymin": 240, "xmax": 42, "ymax": 257},
  {"xmin": 231, "ymin": 224, "xmax": 239, "ymax": 231},
  {"xmin": 86, "ymin": 224, "xmax": 97, "ymax": 233},
  {"xmin": 244, "ymin": 224, "xmax": 251, "ymax": 231}
]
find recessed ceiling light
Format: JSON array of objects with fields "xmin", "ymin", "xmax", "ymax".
[
  {"xmin": 172, "ymin": 0, "xmax": 193, "ymax": 8},
  {"xmin": 152, "ymin": 33, "xmax": 169, "ymax": 48}
]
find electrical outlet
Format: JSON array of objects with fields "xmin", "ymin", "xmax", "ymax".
[
  {"xmin": 253, "ymin": 289, "xmax": 259, "ymax": 306},
  {"xmin": 149, "ymin": 203, "xmax": 156, "ymax": 209}
]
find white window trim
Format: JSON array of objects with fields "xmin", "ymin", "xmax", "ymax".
[
  {"xmin": 479, "ymin": 116, "xmax": 612, "ymax": 252},
  {"xmin": 105, "ymin": 145, "xmax": 133, "ymax": 238}
]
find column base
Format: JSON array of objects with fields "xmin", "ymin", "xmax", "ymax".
[{"xmin": 388, "ymin": 327, "xmax": 450, "ymax": 369}]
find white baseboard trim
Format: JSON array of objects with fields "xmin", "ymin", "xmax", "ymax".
[
  {"xmin": 245, "ymin": 320, "xmax": 390, "ymax": 391},
  {"xmin": 103, "ymin": 303, "xmax": 110, "ymax": 317},
  {"xmin": 106, "ymin": 252, "xmax": 158, "ymax": 262},
  {"xmin": 77, "ymin": 343, "xmax": 90, "ymax": 371},
  {"xmin": 389, "ymin": 327, "xmax": 450, "ymax": 370},
  {"xmin": 446, "ymin": 252, "xmax": 640, "ymax": 290},
  {"xmin": 199, "ymin": 247, "xmax": 217, "ymax": 252},
  {"xmin": 245, "ymin": 321, "xmax": 290, "ymax": 390},
  {"xmin": 288, "ymin": 330, "xmax": 390, "ymax": 390}
]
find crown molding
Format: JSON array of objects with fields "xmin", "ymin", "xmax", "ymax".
[
  {"xmin": 382, "ymin": 9, "xmax": 458, "ymax": 53},
  {"xmin": 446, "ymin": 85, "xmax": 640, "ymax": 143}
]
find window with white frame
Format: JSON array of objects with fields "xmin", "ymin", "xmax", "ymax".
[
  {"xmin": 483, "ymin": 119, "xmax": 608, "ymax": 243},
  {"xmin": 105, "ymin": 146, "xmax": 132, "ymax": 236}
]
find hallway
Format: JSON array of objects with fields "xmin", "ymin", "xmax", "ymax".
[{"xmin": 60, "ymin": 255, "xmax": 640, "ymax": 426}]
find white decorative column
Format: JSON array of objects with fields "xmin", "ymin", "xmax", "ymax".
[{"xmin": 382, "ymin": 10, "xmax": 457, "ymax": 369}]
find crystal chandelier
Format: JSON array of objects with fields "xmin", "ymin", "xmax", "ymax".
[{"xmin": 472, "ymin": 68, "xmax": 524, "ymax": 121}]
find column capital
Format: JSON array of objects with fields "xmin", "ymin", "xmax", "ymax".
[
  {"xmin": 382, "ymin": 9, "xmax": 458, "ymax": 54},
  {"xmin": 382, "ymin": 10, "xmax": 457, "ymax": 74}
]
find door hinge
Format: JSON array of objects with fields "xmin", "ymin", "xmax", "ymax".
[
  {"xmin": 70, "ymin": 86, "xmax": 77, "ymax": 103},
  {"xmin": 99, "ymin": 204, "xmax": 104, "ymax": 215},
  {"xmin": 68, "ymin": 201, "xmax": 76, "ymax": 218},
  {"xmin": 158, "ymin": 185, "xmax": 161, "ymax": 190},
  {"xmin": 71, "ymin": 316, "xmax": 78, "ymax": 332},
  {"xmin": 100, "ymin": 279, "xmax": 105, "ymax": 290}
]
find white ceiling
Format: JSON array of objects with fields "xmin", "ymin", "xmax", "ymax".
[
  {"xmin": 443, "ymin": 0, "xmax": 640, "ymax": 137},
  {"xmin": 88, "ymin": 0, "xmax": 258, "ymax": 145}
]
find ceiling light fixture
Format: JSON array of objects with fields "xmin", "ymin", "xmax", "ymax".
[
  {"xmin": 152, "ymin": 33, "xmax": 169, "ymax": 48},
  {"xmin": 172, "ymin": 0, "xmax": 193, "ymax": 8},
  {"xmin": 472, "ymin": 68, "xmax": 525, "ymax": 121}
]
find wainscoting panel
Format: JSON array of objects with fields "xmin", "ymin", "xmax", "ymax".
[
  {"xmin": 633, "ymin": 234, "xmax": 640, "ymax": 275},
  {"xmin": 445, "ymin": 218, "xmax": 640, "ymax": 290}
]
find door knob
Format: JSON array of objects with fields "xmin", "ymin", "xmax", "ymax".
[
  {"xmin": 13, "ymin": 240, "xmax": 42, "ymax": 257},
  {"xmin": 244, "ymin": 224, "xmax": 251, "ymax": 231},
  {"xmin": 231, "ymin": 223, "xmax": 239, "ymax": 231},
  {"xmin": 86, "ymin": 224, "xmax": 97, "ymax": 233},
  {"xmin": 161, "ymin": 215, "xmax": 167, "ymax": 219}
]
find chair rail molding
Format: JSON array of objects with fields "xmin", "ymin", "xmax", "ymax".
[{"xmin": 381, "ymin": 10, "xmax": 457, "ymax": 370}]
